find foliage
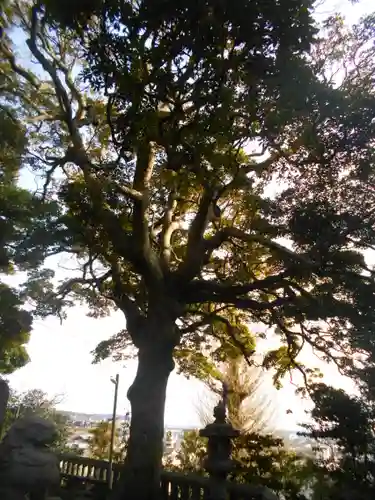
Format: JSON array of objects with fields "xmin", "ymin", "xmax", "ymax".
[
  {"xmin": 0, "ymin": 87, "xmax": 32, "ymax": 373},
  {"xmin": 301, "ymin": 383, "xmax": 375, "ymax": 499},
  {"xmin": 87, "ymin": 419, "xmax": 129, "ymax": 462},
  {"xmin": 232, "ymin": 433, "xmax": 314, "ymax": 500},
  {"xmin": 0, "ymin": 0, "xmax": 36, "ymax": 372},
  {"xmin": 2, "ymin": 388, "xmax": 72, "ymax": 452},
  {"xmin": 66, "ymin": 442, "xmax": 85, "ymax": 457},
  {"xmin": 165, "ymin": 429, "xmax": 207, "ymax": 474},
  {"xmin": 87, "ymin": 420, "xmax": 112, "ymax": 460}
]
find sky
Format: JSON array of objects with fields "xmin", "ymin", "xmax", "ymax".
[{"xmin": 4, "ymin": 0, "xmax": 375, "ymax": 432}]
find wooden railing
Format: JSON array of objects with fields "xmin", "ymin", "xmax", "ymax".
[
  {"xmin": 58, "ymin": 454, "xmax": 275, "ymax": 500},
  {"xmin": 59, "ymin": 454, "xmax": 119, "ymax": 483}
]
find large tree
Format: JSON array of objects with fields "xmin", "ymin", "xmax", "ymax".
[{"xmin": 2, "ymin": 2, "xmax": 375, "ymax": 499}]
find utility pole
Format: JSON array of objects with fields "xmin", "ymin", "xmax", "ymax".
[{"xmin": 108, "ymin": 373, "xmax": 119, "ymax": 489}]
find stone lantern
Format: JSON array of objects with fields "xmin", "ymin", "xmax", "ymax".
[{"xmin": 200, "ymin": 382, "xmax": 240, "ymax": 500}]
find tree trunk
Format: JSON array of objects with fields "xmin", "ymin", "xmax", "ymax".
[
  {"xmin": 113, "ymin": 323, "xmax": 176, "ymax": 500},
  {"xmin": 0, "ymin": 378, "xmax": 9, "ymax": 438}
]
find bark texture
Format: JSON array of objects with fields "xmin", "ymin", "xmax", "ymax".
[{"xmin": 113, "ymin": 317, "xmax": 177, "ymax": 500}]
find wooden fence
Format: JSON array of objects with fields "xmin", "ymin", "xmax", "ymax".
[{"xmin": 58, "ymin": 453, "xmax": 275, "ymax": 500}]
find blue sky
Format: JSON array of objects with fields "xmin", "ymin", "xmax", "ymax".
[{"xmin": 5, "ymin": 0, "xmax": 374, "ymax": 430}]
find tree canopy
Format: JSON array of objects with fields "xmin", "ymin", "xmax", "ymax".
[
  {"xmin": 1, "ymin": 1, "xmax": 375, "ymax": 498},
  {"xmin": 15, "ymin": 0, "xmax": 374, "ymax": 390}
]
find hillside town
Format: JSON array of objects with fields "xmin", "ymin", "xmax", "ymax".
[{"xmin": 61, "ymin": 411, "xmax": 328, "ymax": 462}]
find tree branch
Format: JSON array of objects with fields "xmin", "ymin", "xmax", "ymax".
[
  {"xmin": 160, "ymin": 192, "xmax": 180, "ymax": 267},
  {"xmin": 26, "ymin": 6, "xmax": 76, "ymax": 137},
  {"xmin": 0, "ymin": 34, "xmax": 40, "ymax": 89},
  {"xmin": 107, "ymin": 260, "xmax": 146, "ymax": 346},
  {"xmin": 182, "ymin": 311, "xmax": 255, "ymax": 364},
  {"xmin": 183, "ymin": 283, "xmax": 291, "ymax": 311},
  {"xmin": 179, "ymin": 306, "xmax": 228, "ymax": 334},
  {"xmin": 24, "ymin": 6, "xmax": 146, "ymax": 276},
  {"xmin": 206, "ymin": 226, "xmax": 314, "ymax": 272},
  {"xmin": 186, "ymin": 272, "xmax": 291, "ymax": 298},
  {"xmin": 24, "ymin": 113, "xmax": 63, "ymax": 123},
  {"xmin": 37, "ymin": 25, "xmax": 85, "ymax": 120},
  {"xmin": 177, "ymin": 188, "xmax": 216, "ymax": 281},
  {"xmin": 55, "ymin": 271, "xmax": 111, "ymax": 300},
  {"xmin": 132, "ymin": 141, "xmax": 164, "ymax": 286},
  {"xmin": 175, "ymin": 225, "xmax": 314, "ymax": 292}
]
